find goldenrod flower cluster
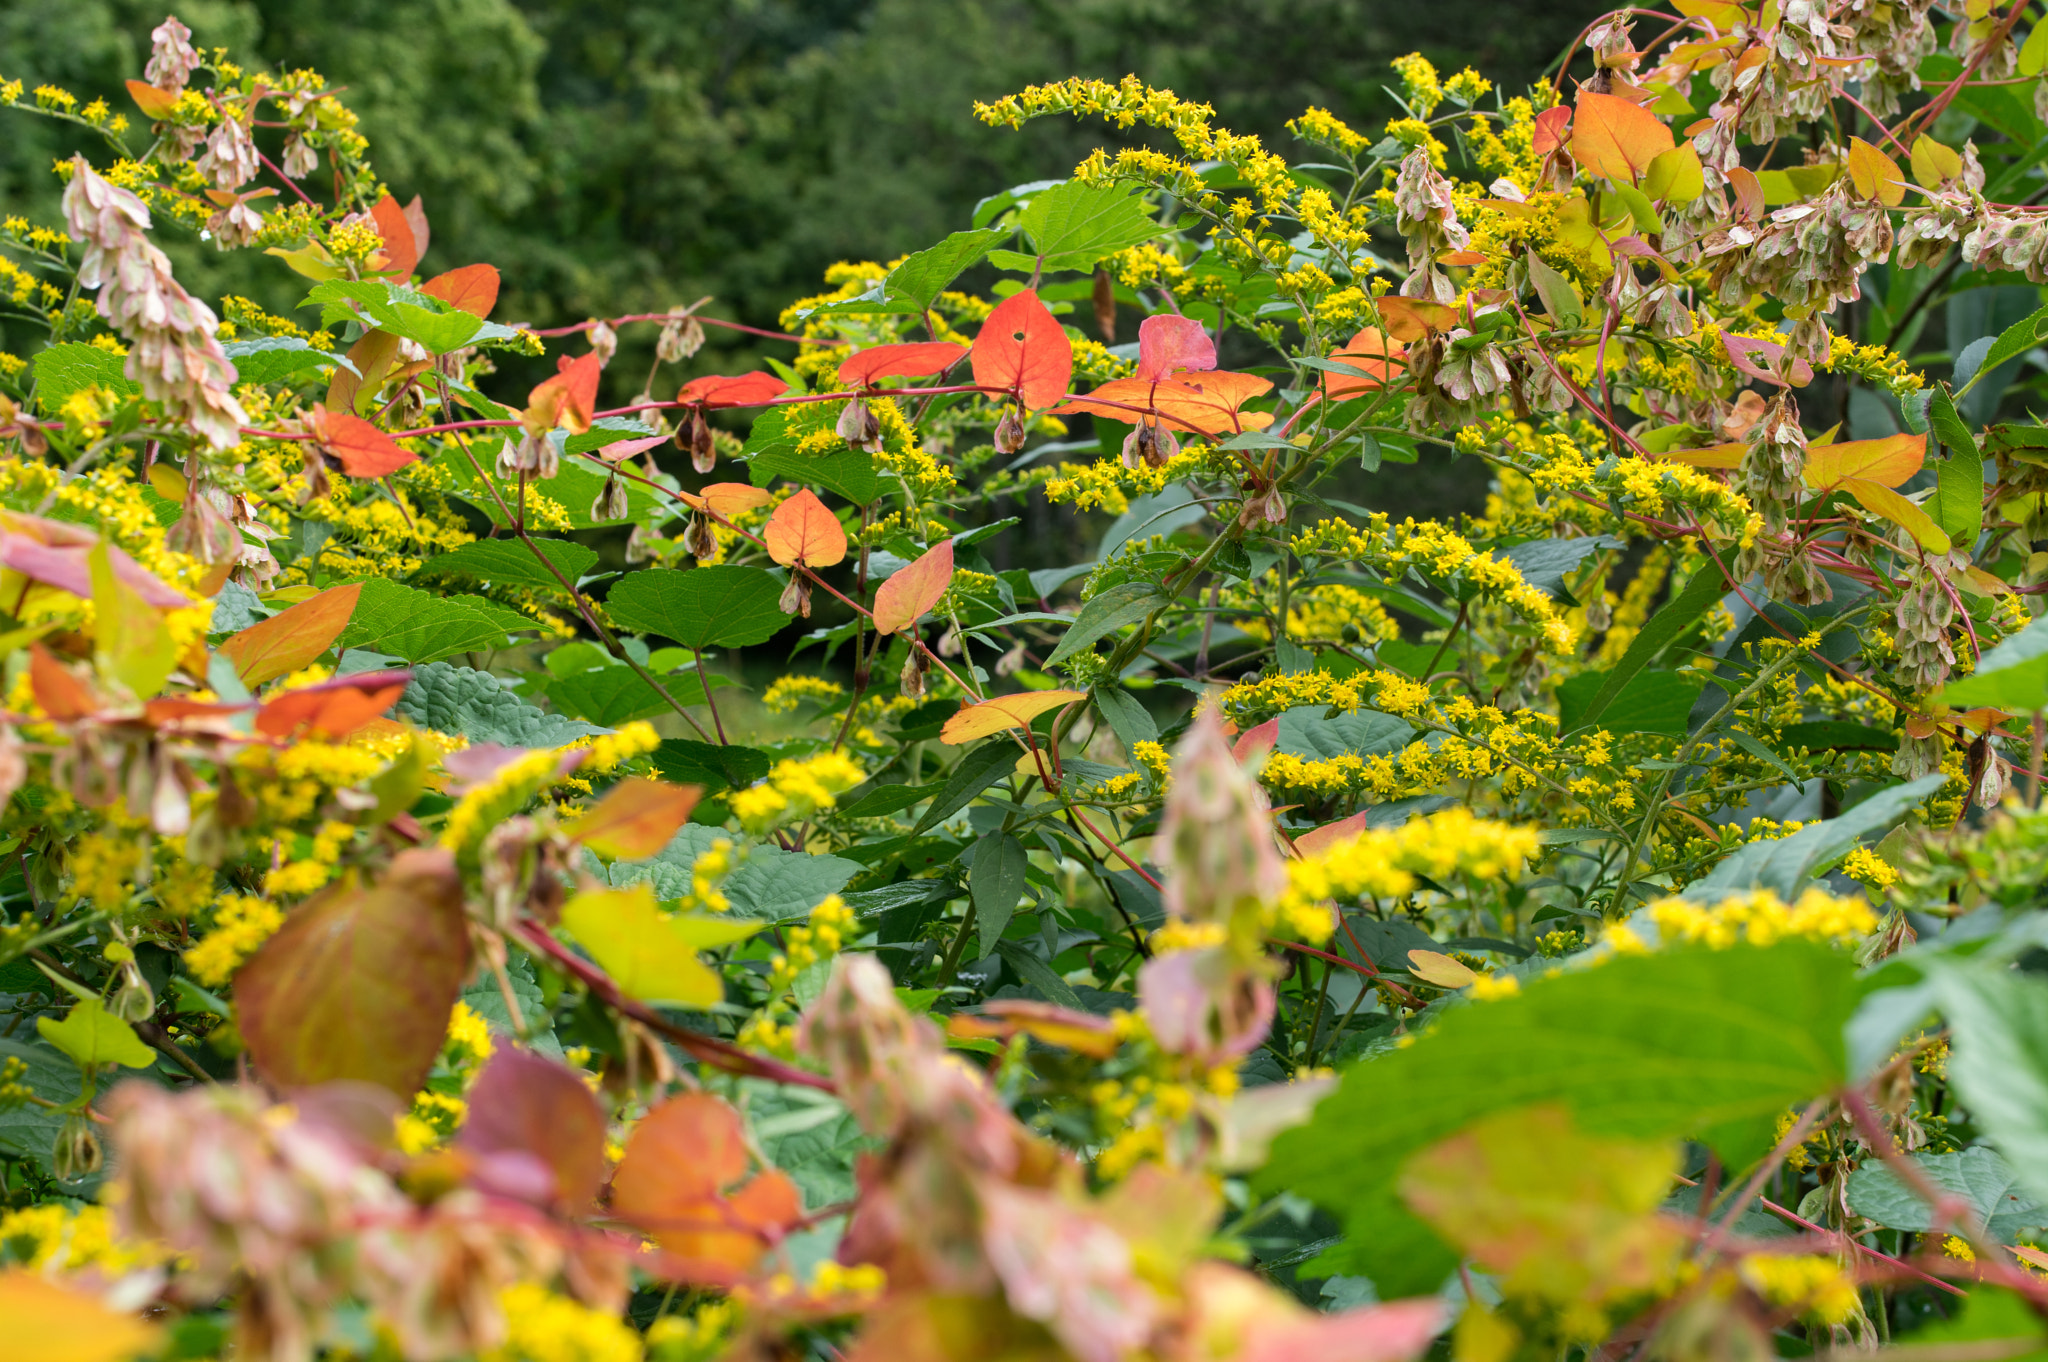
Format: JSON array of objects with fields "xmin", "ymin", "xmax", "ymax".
[
  {"xmin": 483, "ymin": 1282, "xmax": 645, "ymax": 1362},
  {"xmin": 1606, "ymin": 890, "xmax": 1879, "ymax": 954},
  {"xmin": 1279, "ymin": 808, "xmax": 1540, "ymax": 936},
  {"xmin": 729, "ymin": 752, "xmax": 865, "ymax": 834},
  {"xmin": 0, "ymin": 1204, "xmax": 164, "ymax": 1274},
  {"xmin": 184, "ymin": 894, "xmax": 287, "ymax": 986},
  {"xmin": 1734, "ymin": 1253, "xmax": 1860, "ymax": 1325},
  {"xmin": 763, "ymin": 675, "xmax": 845, "ymax": 713}
]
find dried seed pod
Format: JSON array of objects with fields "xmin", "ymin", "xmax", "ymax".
[
  {"xmin": 591, "ymin": 472, "xmax": 630, "ymax": 522},
  {"xmin": 899, "ymin": 645, "xmax": 931, "ymax": 699},
  {"xmin": 994, "ymin": 407, "xmax": 1026, "ymax": 454},
  {"xmin": 779, "ymin": 574, "xmax": 812, "ymax": 618}
]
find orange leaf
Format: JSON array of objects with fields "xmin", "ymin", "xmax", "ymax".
[
  {"xmin": 676, "ymin": 482, "xmax": 775, "ymax": 519},
  {"xmin": 940, "ymin": 689, "xmax": 1086, "ymax": 744},
  {"xmin": 29, "ymin": 644, "xmax": 99, "ymax": 721},
  {"xmin": 256, "ymin": 671, "xmax": 411, "ymax": 740},
  {"xmin": 612, "ymin": 1093, "xmax": 800, "ymax": 1272},
  {"xmin": 1847, "ymin": 136, "xmax": 1905, "ymax": 207},
  {"xmin": 1374, "ymin": 296, "xmax": 1459, "ymax": 341},
  {"xmin": 567, "ymin": 777, "xmax": 702, "ymax": 859},
  {"xmin": 1053, "ymin": 371, "xmax": 1275, "ymax": 436},
  {"xmin": 124, "ymin": 79, "xmax": 179, "ymax": 120},
  {"xmin": 1323, "ymin": 328, "xmax": 1408, "ymax": 400},
  {"xmin": 970, "ymin": 289, "xmax": 1073, "ymax": 411},
  {"xmin": 306, "ymin": 406, "xmax": 418, "ymax": 477},
  {"xmin": 872, "ymin": 539, "xmax": 954, "ymax": 635},
  {"xmin": 948, "ymin": 1000, "xmax": 1121, "ymax": 1058},
  {"xmin": 219, "ymin": 582, "xmax": 363, "ymax": 688},
  {"xmin": 420, "ymin": 263, "xmax": 500, "ymax": 319},
  {"xmin": 1652, "ymin": 442, "xmax": 1745, "ymax": 470},
  {"xmin": 1134, "ymin": 314, "xmax": 1217, "ymax": 381},
  {"xmin": 1531, "ymin": 104, "xmax": 1572, "ymax": 157},
  {"xmin": 1294, "ymin": 811, "xmax": 1369, "ymax": 857},
  {"xmin": 1570, "ymin": 90, "xmax": 1674, "ymax": 183},
  {"xmin": 1803, "ymin": 432, "xmax": 1926, "ymax": 491},
  {"xmin": 368, "ymin": 193, "xmax": 419, "ymax": 279},
  {"xmin": 837, "ymin": 342, "xmax": 966, "ymax": 387},
  {"xmin": 526, "ymin": 352, "xmax": 603, "ymax": 436},
  {"xmin": 762, "ymin": 489, "xmax": 847, "ymax": 569},
  {"xmin": 0, "ymin": 1269, "xmax": 158, "ymax": 1362},
  {"xmin": 677, "ymin": 372, "xmax": 789, "ymax": 408}
]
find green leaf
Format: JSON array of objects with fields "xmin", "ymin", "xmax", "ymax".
[
  {"xmin": 1501, "ymin": 534, "xmax": 1623, "ymax": 598},
  {"xmin": 1016, "ymin": 181, "xmax": 1160, "ymax": 272},
  {"xmin": 461, "ymin": 957, "xmax": 562, "ymax": 1058},
  {"xmin": 1260, "ymin": 941, "xmax": 1861, "ymax": 1294},
  {"xmin": 36, "ymin": 998, "xmax": 154, "ymax": 1070},
  {"xmin": 884, "ymin": 228, "xmax": 1009, "ymax": 310},
  {"xmin": 563, "ymin": 417, "xmax": 659, "ymax": 455},
  {"xmin": 1044, "ymin": 582, "xmax": 1168, "ymax": 666},
  {"xmin": 1934, "ymin": 436, "xmax": 1986, "ymax": 550},
  {"xmin": 1573, "ymin": 566, "xmax": 1725, "ymax": 730},
  {"xmin": 606, "ymin": 565, "xmax": 791, "ymax": 650},
  {"xmin": 1937, "ymin": 614, "xmax": 2048, "ymax": 711},
  {"xmin": 1692, "ymin": 773, "xmax": 1948, "ymax": 897},
  {"xmin": 545, "ymin": 664, "xmax": 690, "ymax": 727},
  {"xmin": 1964, "ymin": 298, "xmax": 2048, "ymax": 395},
  {"xmin": 1895, "ymin": 1289, "xmax": 2048, "ymax": 1362},
  {"xmin": 302, "ymin": 279, "xmax": 515, "ymax": 355},
  {"xmin": 1525, "ymin": 252, "xmax": 1583, "ymax": 329},
  {"xmin": 336, "ymin": 577, "xmax": 532, "ymax": 664},
  {"xmin": 973, "ymin": 833, "xmax": 1030, "ymax": 958},
  {"xmin": 2024, "ymin": 19, "xmax": 2048, "ymax": 78},
  {"xmin": 1558, "ymin": 668, "xmax": 1703, "ymax": 737},
  {"xmin": 1727, "ymin": 729, "xmax": 1801, "ymax": 785},
  {"xmin": 391, "ymin": 660, "xmax": 608, "ymax": 745},
  {"xmin": 747, "ymin": 422, "xmax": 880, "ymax": 504},
  {"xmin": 996, "ymin": 940, "xmax": 1084, "ymax": 1008},
  {"xmin": 1776, "ymin": 720, "xmax": 1898, "ymax": 753},
  {"xmin": 594, "ymin": 826, "xmax": 861, "ymax": 920},
  {"xmin": 1930, "ymin": 963, "xmax": 2048, "ymax": 1209},
  {"xmin": 1274, "ymin": 706, "xmax": 1411, "ymax": 761},
  {"xmin": 649, "ymin": 738, "xmax": 772, "ymax": 794},
  {"xmin": 1092, "ymin": 685, "xmax": 1158, "ymax": 762},
  {"xmin": 912, "ymin": 741, "xmax": 1019, "ymax": 834},
  {"xmin": 224, "ymin": 336, "xmax": 351, "ymax": 387},
  {"xmin": 0, "ymin": 1037, "xmax": 98, "ymax": 1174},
  {"xmin": 30, "ymin": 343, "xmax": 138, "ymax": 414},
  {"xmin": 1844, "ymin": 1146, "xmax": 2044, "ymax": 1241},
  {"xmin": 416, "ymin": 537, "xmax": 599, "ymax": 594}
]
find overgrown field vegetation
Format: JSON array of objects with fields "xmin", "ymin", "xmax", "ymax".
[{"xmin": 8, "ymin": 5, "xmax": 2048, "ymax": 1361}]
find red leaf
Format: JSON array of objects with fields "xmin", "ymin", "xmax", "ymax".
[
  {"xmin": 567, "ymin": 777, "xmax": 703, "ymax": 859},
  {"xmin": 29, "ymin": 645, "xmax": 100, "ymax": 721},
  {"xmin": 1531, "ymin": 105, "xmax": 1572, "ymax": 158},
  {"xmin": 255, "ymin": 670, "xmax": 411, "ymax": 740},
  {"xmin": 872, "ymin": 539, "xmax": 954, "ymax": 635},
  {"xmin": 124, "ymin": 79, "xmax": 178, "ymax": 120},
  {"xmin": 837, "ymin": 342, "xmax": 967, "ymax": 387},
  {"xmin": 457, "ymin": 1049, "xmax": 608, "ymax": 1210},
  {"xmin": 1134, "ymin": 314, "xmax": 1217, "ymax": 382},
  {"xmin": 236, "ymin": 848, "xmax": 471, "ymax": 1096},
  {"xmin": 1570, "ymin": 90, "xmax": 1674, "ymax": 183},
  {"xmin": 677, "ymin": 372, "xmax": 789, "ymax": 408},
  {"xmin": 970, "ymin": 289, "xmax": 1073, "ymax": 411},
  {"xmin": 593, "ymin": 434, "xmax": 669, "ymax": 464},
  {"xmin": 219, "ymin": 582, "xmax": 363, "ymax": 688},
  {"xmin": 420, "ymin": 263, "xmax": 499, "ymax": 319},
  {"xmin": 1719, "ymin": 332, "xmax": 1814, "ymax": 388},
  {"xmin": 763, "ymin": 489, "xmax": 848, "ymax": 568},
  {"xmin": 1232, "ymin": 717, "xmax": 1279, "ymax": 763},
  {"xmin": 401, "ymin": 195, "xmax": 431, "ymax": 262},
  {"xmin": 368, "ymin": 193, "xmax": 419, "ymax": 280},
  {"xmin": 527, "ymin": 351, "xmax": 604, "ymax": 435},
  {"xmin": 306, "ymin": 406, "xmax": 417, "ymax": 477}
]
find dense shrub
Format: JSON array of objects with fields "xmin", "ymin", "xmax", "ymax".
[{"xmin": 6, "ymin": 6, "xmax": 2048, "ymax": 1362}]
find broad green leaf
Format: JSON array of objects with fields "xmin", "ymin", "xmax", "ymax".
[
  {"xmin": 1930, "ymin": 963, "xmax": 2048, "ymax": 1209},
  {"xmin": 36, "ymin": 998, "xmax": 154, "ymax": 1070},
  {"xmin": 1965, "ymin": 298, "xmax": 2048, "ymax": 395},
  {"xmin": 560, "ymin": 884, "xmax": 757, "ymax": 1007},
  {"xmin": 1930, "ymin": 384, "xmax": 1986, "ymax": 546},
  {"xmin": 746, "ymin": 409, "xmax": 881, "ymax": 502},
  {"xmin": 1043, "ymin": 582, "xmax": 1168, "ymax": 666},
  {"xmin": 1092, "ymin": 685, "xmax": 1159, "ymax": 762},
  {"xmin": 1692, "ymin": 773, "xmax": 1947, "ymax": 896},
  {"xmin": 1573, "ymin": 565, "xmax": 1725, "ymax": 730},
  {"xmin": 1937, "ymin": 614, "xmax": 2048, "ymax": 711},
  {"xmin": 649, "ymin": 738, "xmax": 772, "ymax": 794},
  {"xmin": 605, "ymin": 565, "xmax": 791, "ymax": 649},
  {"xmin": 995, "ymin": 940, "xmax": 1084, "ymax": 1009},
  {"xmin": 883, "ymin": 228, "xmax": 1009, "ymax": 311},
  {"xmin": 546, "ymin": 663, "xmax": 696, "ymax": 727},
  {"xmin": 1259, "ymin": 941, "xmax": 1861, "ymax": 1294},
  {"xmin": 0, "ymin": 1036, "xmax": 100, "ymax": 1169},
  {"xmin": 1524, "ymin": 252, "xmax": 1583, "ymax": 328},
  {"xmin": 391, "ymin": 660, "xmax": 608, "ymax": 745},
  {"xmin": 973, "ymin": 832, "xmax": 1030, "ymax": 958},
  {"xmin": 224, "ymin": 336, "xmax": 351, "ymax": 386},
  {"xmin": 1557, "ymin": 668, "xmax": 1703, "ymax": 736},
  {"xmin": 1014, "ymin": 180, "xmax": 1160, "ymax": 272},
  {"xmin": 30, "ymin": 343, "xmax": 138, "ymax": 414},
  {"xmin": 417, "ymin": 537, "xmax": 599, "ymax": 593},
  {"xmin": 1500, "ymin": 534, "xmax": 1623, "ymax": 597},
  {"xmin": 302, "ymin": 279, "xmax": 516, "ymax": 355},
  {"xmin": 593, "ymin": 825, "xmax": 860, "ymax": 920},
  {"xmin": 563, "ymin": 417, "xmax": 660, "ymax": 455},
  {"xmin": 335, "ymin": 577, "xmax": 532, "ymax": 663},
  {"xmin": 2024, "ymin": 20, "xmax": 2048, "ymax": 78},
  {"xmin": 236, "ymin": 850, "xmax": 472, "ymax": 1096},
  {"xmin": 1274, "ymin": 706, "xmax": 1411, "ymax": 761},
  {"xmin": 1844, "ymin": 1146, "xmax": 2044, "ymax": 1241}
]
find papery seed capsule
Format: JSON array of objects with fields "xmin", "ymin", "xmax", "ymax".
[
  {"xmin": 54, "ymin": 1111, "xmax": 103, "ymax": 1180},
  {"xmin": 588, "ymin": 321, "xmax": 619, "ymax": 364},
  {"xmin": 682, "ymin": 513, "xmax": 718, "ymax": 560},
  {"xmin": 779, "ymin": 576, "xmax": 812, "ymax": 617},
  {"xmin": 592, "ymin": 472, "xmax": 630, "ymax": 522},
  {"xmin": 900, "ymin": 646, "xmax": 930, "ymax": 699},
  {"xmin": 993, "ymin": 408, "xmax": 1026, "ymax": 454}
]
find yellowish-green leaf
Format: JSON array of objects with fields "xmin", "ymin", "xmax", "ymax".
[
  {"xmin": 560, "ymin": 885, "xmax": 760, "ymax": 1007},
  {"xmin": 1407, "ymin": 949, "xmax": 1478, "ymax": 988},
  {"xmin": 0, "ymin": 1270, "xmax": 159, "ymax": 1362},
  {"xmin": 88, "ymin": 542, "xmax": 177, "ymax": 701},
  {"xmin": 145, "ymin": 462, "xmax": 187, "ymax": 504},
  {"xmin": 1840, "ymin": 477, "xmax": 1952, "ymax": 554},
  {"xmin": 1911, "ymin": 134, "xmax": 1965, "ymax": 188},
  {"xmin": 37, "ymin": 997, "xmax": 155, "ymax": 1070},
  {"xmin": 1552, "ymin": 195, "xmax": 1614, "ymax": 280},
  {"xmin": 1847, "ymin": 136, "xmax": 1905, "ymax": 207},
  {"xmin": 2022, "ymin": 20, "xmax": 2048, "ymax": 77},
  {"xmin": 1643, "ymin": 144, "xmax": 1704, "ymax": 204}
]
